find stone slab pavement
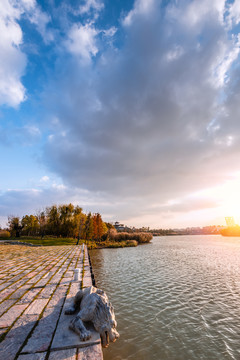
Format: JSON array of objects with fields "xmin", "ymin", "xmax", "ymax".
[{"xmin": 0, "ymin": 244, "xmax": 103, "ymax": 360}]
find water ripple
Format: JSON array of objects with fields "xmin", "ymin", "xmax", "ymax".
[{"xmin": 90, "ymin": 235, "xmax": 240, "ymax": 360}]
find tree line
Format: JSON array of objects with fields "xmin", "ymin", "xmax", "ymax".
[{"xmin": 8, "ymin": 204, "xmax": 110, "ymax": 241}]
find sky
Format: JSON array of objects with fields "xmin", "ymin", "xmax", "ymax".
[{"xmin": 1, "ymin": 0, "xmax": 240, "ymax": 229}]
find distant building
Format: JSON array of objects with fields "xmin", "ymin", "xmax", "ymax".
[{"xmin": 114, "ymin": 221, "xmax": 125, "ymax": 231}]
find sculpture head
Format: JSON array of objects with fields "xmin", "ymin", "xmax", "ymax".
[{"xmin": 100, "ymin": 319, "xmax": 120, "ymax": 348}]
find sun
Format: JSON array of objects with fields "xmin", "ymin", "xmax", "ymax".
[{"xmin": 214, "ymin": 175, "xmax": 240, "ymax": 225}]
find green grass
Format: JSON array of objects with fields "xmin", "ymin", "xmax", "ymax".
[
  {"xmin": 1, "ymin": 236, "xmax": 80, "ymax": 246},
  {"xmin": 1, "ymin": 236, "xmax": 139, "ymax": 248}
]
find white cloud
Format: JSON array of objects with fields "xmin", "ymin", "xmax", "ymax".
[
  {"xmin": 228, "ymin": 0, "xmax": 240, "ymax": 27},
  {"xmin": 79, "ymin": 0, "xmax": 104, "ymax": 16},
  {"xmin": 0, "ymin": 0, "xmax": 27, "ymax": 107},
  {"xmin": 40, "ymin": 176, "xmax": 50, "ymax": 182},
  {"xmin": 102, "ymin": 27, "xmax": 117, "ymax": 38},
  {"xmin": 123, "ymin": 0, "xmax": 155, "ymax": 26},
  {"xmin": 52, "ymin": 183, "xmax": 66, "ymax": 190},
  {"xmin": 0, "ymin": 0, "xmax": 52, "ymax": 107},
  {"xmin": 28, "ymin": 6, "xmax": 53, "ymax": 43},
  {"xmin": 66, "ymin": 23, "xmax": 99, "ymax": 61},
  {"xmin": 167, "ymin": 0, "xmax": 226, "ymax": 29}
]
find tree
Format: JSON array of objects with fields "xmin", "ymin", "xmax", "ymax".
[
  {"xmin": 8, "ymin": 216, "xmax": 24, "ymax": 238},
  {"xmin": 59, "ymin": 203, "xmax": 75, "ymax": 237},
  {"xmin": 21, "ymin": 215, "xmax": 39, "ymax": 236},
  {"xmin": 92, "ymin": 213, "xmax": 108, "ymax": 241},
  {"xmin": 46, "ymin": 205, "xmax": 61, "ymax": 236},
  {"xmin": 84, "ymin": 212, "xmax": 94, "ymax": 242},
  {"xmin": 73, "ymin": 206, "xmax": 86, "ymax": 241},
  {"xmin": 7, "ymin": 204, "xmax": 107, "ymax": 241},
  {"xmin": 37, "ymin": 211, "xmax": 47, "ymax": 238}
]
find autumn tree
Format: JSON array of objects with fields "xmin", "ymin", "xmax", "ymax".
[
  {"xmin": 7, "ymin": 204, "xmax": 108, "ymax": 241},
  {"xmin": 73, "ymin": 206, "xmax": 86, "ymax": 241},
  {"xmin": 21, "ymin": 215, "xmax": 39, "ymax": 236},
  {"xmin": 92, "ymin": 213, "xmax": 107, "ymax": 241}
]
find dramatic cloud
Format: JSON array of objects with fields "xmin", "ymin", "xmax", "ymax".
[
  {"xmin": 1, "ymin": 0, "xmax": 240, "ymax": 228},
  {"xmin": 41, "ymin": 0, "xmax": 240, "ymax": 221}
]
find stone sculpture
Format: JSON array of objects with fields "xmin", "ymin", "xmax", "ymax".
[{"xmin": 65, "ymin": 286, "xmax": 119, "ymax": 348}]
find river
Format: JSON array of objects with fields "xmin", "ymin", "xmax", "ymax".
[{"xmin": 89, "ymin": 235, "xmax": 240, "ymax": 360}]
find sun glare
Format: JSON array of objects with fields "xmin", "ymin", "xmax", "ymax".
[{"xmin": 211, "ymin": 175, "xmax": 240, "ymax": 225}]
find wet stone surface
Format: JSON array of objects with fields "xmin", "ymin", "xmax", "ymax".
[{"xmin": 0, "ymin": 244, "xmax": 102, "ymax": 360}]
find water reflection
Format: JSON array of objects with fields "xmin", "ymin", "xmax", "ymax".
[{"xmin": 89, "ymin": 236, "xmax": 240, "ymax": 360}]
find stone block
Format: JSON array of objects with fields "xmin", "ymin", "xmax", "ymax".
[
  {"xmin": 0, "ymin": 304, "xmax": 28, "ymax": 328},
  {"xmin": 18, "ymin": 352, "xmax": 47, "ymax": 360},
  {"xmin": 0, "ymin": 315, "xmax": 38, "ymax": 360},
  {"xmin": 63, "ymin": 271, "xmax": 73, "ymax": 278},
  {"xmin": 27, "ymin": 274, "xmax": 44, "ymax": 284},
  {"xmin": 7, "ymin": 314, "xmax": 38, "ymax": 339},
  {"xmin": 82, "ymin": 276, "xmax": 92, "ymax": 288},
  {"xmin": 78, "ymin": 343, "xmax": 103, "ymax": 360},
  {"xmin": 0, "ymin": 282, "xmax": 12, "ymax": 291},
  {"xmin": 0, "ymin": 287, "xmax": 15, "ymax": 300},
  {"xmin": 9, "ymin": 285, "xmax": 30, "ymax": 299},
  {"xmin": 18, "ymin": 288, "xmax": 41, "ymax": 304},
  {"xmin": 24, "ymin": 298, "xmax": 49, "ymax": 315},
  {"xmin": 0, "ymin": 299, "xmax": 16, "ymax": 317},
  {"xmin": 48, "ymin": 348, "xmax": 76, "ymax": 360},
  {"xmin": 22, "ymin": 306, "xmax": 61, "ymax": 353},
  {"xmin": 47, "ymin": 286, "xmax": 68, "ymax": 308},
  {"xmin": 0, "ymin": 327, "xmax": 7, "ymax": 336},
  {"xmin": 69, "ymin": 282, "xmax": 81, "ymax": 296},
  {"xmin": 40, "ymin": 284, "xmax": 57, "ymax": 299},
  {"xmin": 0, "ymin": 334, "xmax": 23, "ymax": 360},
  {"xmin": 35, "ymin": 278, "xmax": 49, "ymax": 287}
]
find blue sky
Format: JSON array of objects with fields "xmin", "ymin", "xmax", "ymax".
[{"xmin": 1, "ymin": 0, "xmax": 240, "ymax": 229}]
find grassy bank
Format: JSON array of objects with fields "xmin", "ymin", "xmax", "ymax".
[
  {"xmin": 0, "ymin": 236, "xmax": 78, "ymax": 246},
  {"xmin": 0, "ymin": 236, "xmax": 139, "ymax": 248},
  {"xmin": 0, "ymin": 231, "xmax": 152, "ymax": 248}
]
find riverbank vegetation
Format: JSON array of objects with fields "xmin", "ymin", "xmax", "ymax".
[
  {"xmin": 109, "ymin": 230, "xmax": 152, "ymax": 244},
  {"xmin": 7, "ymin": 204, "xmax": 108, "ymax": 241},
  {"xmin": 1, "ymin": 204, "xmax": 153, "ymax": 248}
]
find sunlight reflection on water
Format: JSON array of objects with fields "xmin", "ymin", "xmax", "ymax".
[{"xmin": 89, "ymin": 235, "xmax": 240, "ymax": 360}]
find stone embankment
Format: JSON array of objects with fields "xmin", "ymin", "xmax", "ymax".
[{"xmin": 0, "ymin": 244, "xmax": 102, "ymax": 360}]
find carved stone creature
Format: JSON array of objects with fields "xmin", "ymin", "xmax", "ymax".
[{"xmin": 65, "ymin": 286, "xmax": 119, "ymax": 348}]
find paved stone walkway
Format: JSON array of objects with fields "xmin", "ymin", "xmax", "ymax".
[{"xmin": 0, "ymin": 244, "xmax": 102, "ymax": 360}]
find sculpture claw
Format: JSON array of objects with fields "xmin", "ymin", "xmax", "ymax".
[
  {"xmin": 69, "ymin": 317, "xmax": 92, "ymax": 342},
  {"xmin": 80, "ymin": 330, "xmax": 91, "ymax": 341}
]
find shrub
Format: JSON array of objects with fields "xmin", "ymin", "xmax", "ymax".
[
  {"xmin": 0, "ymin": 230, "xmax": 11, "ymax": 238},
  {"xmin": 109, "ymin": 231, "xmax": 152, "ymax": 244},
  {"xmin": 125, "ymin": 240, "xmax": 138, "ymax": 247}
]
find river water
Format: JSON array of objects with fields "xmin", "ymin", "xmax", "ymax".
[{"xmin": 89, "ymin": 235, "xmax": 240, "ymax": 360}]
